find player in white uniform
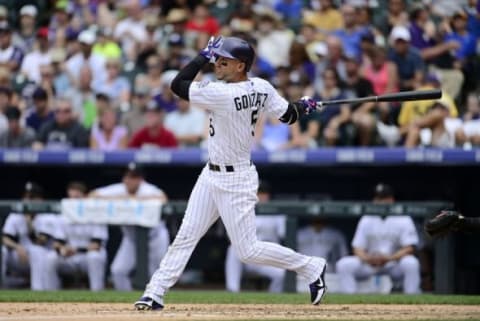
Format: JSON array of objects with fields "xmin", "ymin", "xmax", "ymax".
[
  {"xmin": 1, "ymin": 182, "xmax": 58, "ymax": 289},
  {"xmin": 297, "ymin": 218, "xmax": 348, "ymax": 272},
  {"xmin": 135, "ymin": 36, "xmax": 327, "ymax": 311},
  {"xmin": 89, "ymin": 163, "xmax": 170, "ymax": 290},
  {"xmin": 225, "ymin": 181, "xmax": 286, "ymax": 293},
  {"xmin": 336, "ymin": 184, "xmax": 421, "ymax": 294},
  {"xmin": 38, "ymin": 182, "xmax": 108, "ymax": 291}
]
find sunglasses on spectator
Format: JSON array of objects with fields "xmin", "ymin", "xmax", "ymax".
[{"xmin": 55, "ymin": 108, "xmax": 71, "ymax": 114}]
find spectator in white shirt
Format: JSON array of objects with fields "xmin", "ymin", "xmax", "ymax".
[
  {"xmin": 164, "ymin": 99, "xmax": 207, "ymax": 147},
  {"xmin": 20, "ymin": 27, "xmax": 52, "ymax": 84},
  {"xmin": 65, "ymin": 29, "xmax": 106, "ymax": 87}
]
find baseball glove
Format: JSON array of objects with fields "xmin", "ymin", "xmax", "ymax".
[{"xmin": 424, "ymin": 210, "xmax": 464, "ymax": 238}]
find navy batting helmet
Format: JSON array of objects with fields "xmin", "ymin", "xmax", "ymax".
[{"xmin": 213, "ymin": 37, "xmax": 255, "ymax": 72}]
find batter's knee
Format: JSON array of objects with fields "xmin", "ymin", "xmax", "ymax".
[
  {"xmin": 233, "ymin": 243, "xmax": 260, "ymax": 264},
  {"xmin": 398, "ymin": 255, "xmax": 420, "ymax": 272},
  {"xmin": 336, "ymin": 256, "xmax": 361, "ymax": 274}
]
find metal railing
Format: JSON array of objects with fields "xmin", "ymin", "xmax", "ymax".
[{"xmin": 0, "ymin": 200, "xmax": 453, "ymax": 293}]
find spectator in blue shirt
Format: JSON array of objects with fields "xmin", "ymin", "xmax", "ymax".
[
  {"xmin": 444, "ymin": 10, "xmax": 477, "ymax": 68},
  {"xmin": 274, "ymin": 0, "xmax": 303, "ymax": 32},
  {"xmin": 332, "ymin": 4, "xmax": 369, "ymax": 60},
  {"xmin": 387, "ymin": 25, "xmax": 425, "ymax": 91},
  {"xmin": 25, "ymin": 87, "xmax": 54, "ymax": 132}
]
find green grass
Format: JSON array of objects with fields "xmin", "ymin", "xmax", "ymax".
[{"xmin": 0, "ymin": 290, "xmax": 479, "ymax": 305}]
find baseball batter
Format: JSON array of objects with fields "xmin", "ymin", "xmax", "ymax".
[
  {"xmin": 90, "ymin": 163, "xmax": 170, "ymax": 290},
  {"xmin": 135, "ymin": 36, "xmax": 327, "ymax": 311},
  {"xmin": 336, "ymin": 184, "xmax": 421, "ymax": 294}
]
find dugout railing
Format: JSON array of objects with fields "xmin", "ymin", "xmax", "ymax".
[{"xmin": 0, "ymin": 200, "xmax": 453, "ymax": 293}]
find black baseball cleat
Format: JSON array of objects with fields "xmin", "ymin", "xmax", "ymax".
[
  {"xmin": 134, "ymin": 296, "xmax": 164, "ymax": 311},
  {"xmin": 309, "ymin": 263, "xmax": 327, "ymax": 305}
]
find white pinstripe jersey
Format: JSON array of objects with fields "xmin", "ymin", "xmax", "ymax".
[{"xmin": 189, "ymin": 77, "xmax": 288, "ymax": 164}]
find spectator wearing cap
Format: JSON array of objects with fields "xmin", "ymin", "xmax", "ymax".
[
  {"xmin": 128, "ymin": 101, "xmax": 177, "ymax": 149},
  {"xmin": 92, "ymin": 27, "xmax": 121, "ymax": 59},
  {"xmin": 113, "ymin": 1, "xmax": 147, "ymax": 61},
  {"xmin": 0, "ymin": 106, "xmax": 35, "ymax": 147},
  {"xmin": 90, "ymin": 106, "xmax": 128, "ymax": 151},
  {"xmin": 302, "ymin": 0, "xmax": 343, "ymax": 41},
  {"xmin": 92, "ymin": 58, "xmax": 131, "ymax": 112},
  {"xmin": 163, "ymin": 33, "xmax": 191, "ymax": 71},
  {"xmin": 65, "ymin": 65, "xmax": 97, "ymax": 129},
  {"xmin": 336, "ymin": 183, "xmax": 421, "ymax": 294},
  {"xmin": 65, "ymin": 29, "xmax": 107, "ymax": 87},
  {"xmin": 387, "ymin": 25, "xmax": 425, "ymax": 91},
  {"xmin": 121, "ymin": 86, "xmax": 152, "ymax": 137},
  {"xmin": 0, "ymin": 86, "xmax": 12, "ymax": 134},
  {"xmin": 25, "ymin": 87, "xmax": 54, "ymax": 132},
  {"xmin": 0, "ymin": 21, "xmax": 24, "ymax": 73},
  {"xmin": 164, "ymin": 98, "xmax": 207, "ymax": 147},
  {"xmin": 33, "ymin": 97, "xmax": 89, "ymax": 150},
  {"xmin": 20, "ymin": 27, "xmax": 52, "ymax": 84},
  {"xmin": 12, "ymin": 5, "xmax": 38, "ymax": 53}
]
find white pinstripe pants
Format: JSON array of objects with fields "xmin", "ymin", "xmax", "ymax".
[{"xmin": 144, "ymin": 165, "xmax": 324, "ymax": 297}]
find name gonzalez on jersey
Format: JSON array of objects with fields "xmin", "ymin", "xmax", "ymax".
[{"xmin": 234, "ymin": 92, "xmax": 268, "ymax": 111}]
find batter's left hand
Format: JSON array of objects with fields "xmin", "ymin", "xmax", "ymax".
[
  {"xmin": 199, "ymin": 36, "xmax": 223, "ymax": 60},
  {"xmin": 299, "ymin": 96, "xmax": 323, "ymax": 114}
]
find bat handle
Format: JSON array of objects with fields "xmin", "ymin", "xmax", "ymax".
[{"xmin": 316, "ymin": 101, "xmax": 325, "ymax": 112}]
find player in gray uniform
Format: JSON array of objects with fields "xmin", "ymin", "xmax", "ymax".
[
  {"xmin": 90, "ymin": 163, "xmax": 170, "ymax": 290},
  {"xmin": 135, "ymin": 36, "xmax": 327, "ymax": 311}
]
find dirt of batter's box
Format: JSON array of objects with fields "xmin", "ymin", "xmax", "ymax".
[{"xmin": 0, "ymin": 303, "xmax": 479, "ymax": 321}]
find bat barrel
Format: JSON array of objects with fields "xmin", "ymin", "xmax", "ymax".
[{"xmin": 320, "ymin": 89, "xmax": 442, "ymax": 106}]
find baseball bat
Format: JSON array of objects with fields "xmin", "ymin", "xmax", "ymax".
[{"xmin": 317, "ymin": 89, "xmax": 442, "ymax": 107}]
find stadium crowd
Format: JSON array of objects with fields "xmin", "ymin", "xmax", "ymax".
[{"xmin": 0, "ymin": 0, "xmax": 478, "ymax": 150}]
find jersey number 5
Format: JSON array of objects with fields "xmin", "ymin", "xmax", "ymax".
[
  {"xmin": 209, "ymin": 117, "xmax": 215, "ymax": 137},
  {"xmin": 251, "ymin": 108, "xmax": 258, "ymax": 136}
]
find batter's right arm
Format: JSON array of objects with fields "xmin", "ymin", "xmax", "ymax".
[{"xmin": 279, "ymin": 97, "xmax": 319, "ymax": 125}]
